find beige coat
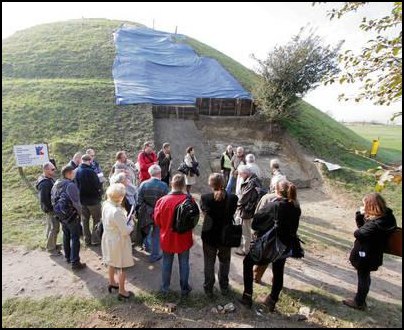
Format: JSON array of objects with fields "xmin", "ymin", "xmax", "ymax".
[{"xmin": 101, "ymin": 200, "xmax": 134, "ymax": 268}]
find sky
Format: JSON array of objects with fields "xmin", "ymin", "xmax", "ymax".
[{"xmin": 2, "ymin": 2, "xmax": 402, "ymax": 124}]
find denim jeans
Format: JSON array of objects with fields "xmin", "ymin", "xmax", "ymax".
[
  {"xmin": 225, "ymin": 175, "xmax": 236, "ymax": 194},
  {"xmin": 149, "ymin": 226, "xmax": 162, "ymax": 262},
  {"xmin": 62, "ymin": 217, "xmax": 81, "ymax": 265},
  {"xmin": 161, "ymin": 250, "xmax": 191, "ymax": 295}
]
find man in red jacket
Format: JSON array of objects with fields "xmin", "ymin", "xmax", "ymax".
[
  {"xmin": 137, "ymin": 142, "xmax": 158, "ymax": 183},
  {"xmin": 154, "ymin": 174, "xmax": 194, "ymax": 296}
]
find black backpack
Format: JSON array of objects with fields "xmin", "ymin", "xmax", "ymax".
[
  {"xmin": 51, "ymin": 181, "xmax": 77, "ymax": 223},
  {"xmin": 172, "ymin": 194, "xmax": 200, "ymax": 233}
]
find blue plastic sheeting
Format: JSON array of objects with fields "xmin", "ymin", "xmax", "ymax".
[{"xmin": 113, "ymin": 27, "xmax": 251, "ymax": 105}]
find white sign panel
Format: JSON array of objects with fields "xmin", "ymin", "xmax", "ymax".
[{"xmin": 14, "ymin": 144, "xmax": 49, "ymax": 167}]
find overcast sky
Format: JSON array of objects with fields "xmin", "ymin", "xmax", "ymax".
[{"xmin": 2, "ymin": 2, "xmax": 402, "ymax": 124}]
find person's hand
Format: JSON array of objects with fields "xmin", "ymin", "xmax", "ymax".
[
  {"xmin": 359, "ymin": 206, "xmax": 365, "ymax": 215},
  {"xmin": 221, "ymin": 169, "xmax": 224, "ymax": 173}
]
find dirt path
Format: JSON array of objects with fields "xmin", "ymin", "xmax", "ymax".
[{"xmin": 3, "ymin": 188, "xmax": 401, "ymax": 308}]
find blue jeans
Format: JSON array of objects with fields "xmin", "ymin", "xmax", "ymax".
[
  {"xmin": 143, "ymin": 225, "xmax": 152, "ymax": 253},
  {"xmin": 161, "ymin": 250, "xmax": 191, "ymax": 295},
  {"xmin": 61, "ymin": 217, "xmax": 81, "ymax": 265},
  {"xmin": 149, "ymin": 226, "xmax": 162, "ymax": 262},
  {"xmin": 226, "ymin": 175, "xmax": 235, "ymax": 194}
]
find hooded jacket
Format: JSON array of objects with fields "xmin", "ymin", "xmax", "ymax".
[
  {"xmin": 349, "ymin": 208, "xmax": 397, "ymax": 271},
  {"xmin": 36, "ymin": 175, "xmax": 55, "ymax": 213}
]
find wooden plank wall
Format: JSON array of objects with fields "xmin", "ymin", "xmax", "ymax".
[{"xmin": 152, "ymin": 98, "xmax": 256, "ymax": 118}]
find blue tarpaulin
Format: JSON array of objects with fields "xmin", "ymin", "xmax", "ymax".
[{"xmin": 113, "ymin": 27, "xmax": 252, "ymax": 105}]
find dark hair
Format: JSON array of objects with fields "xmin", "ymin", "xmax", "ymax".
[
  {"xmin": 186, "ymin": 146, "xmax": 193, "ymax": 154},
  {"xmin": 209, "ymin": 173, "xmax": 225, "ymax": 201},
  {"xmin": 61, "ymin": 165, "xmax": 75, "ymax": 178}
]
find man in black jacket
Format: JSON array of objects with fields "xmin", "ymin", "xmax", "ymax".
[
  {"xmin": 36, "ymin": 162, "xmax": 61, "ymax": 256},
  {"xmin": 75, "ymin": 154, "xmax": 102, "ymax": 246}
]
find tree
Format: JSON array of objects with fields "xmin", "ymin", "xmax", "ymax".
[
  {"xmin": 253, "ymin": 28, "xmax": 341, "ymax": 121},
  {"xmin": 321, "ymin": 2, "xmax": 402, "ymax": 119}
]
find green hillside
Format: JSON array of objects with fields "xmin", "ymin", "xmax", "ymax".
[{"xmin": 2, "ymin": 19, "xmax": 401, "ymax": 249}]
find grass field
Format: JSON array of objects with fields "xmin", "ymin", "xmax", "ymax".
[{"xmin": 345, "ymin": 124, "xmax": 402, "ymax": 164}]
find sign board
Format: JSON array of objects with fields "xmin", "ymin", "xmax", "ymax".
[{"xmin": 14, "ymin": 144, "xmax": 49, "ymax": 167}]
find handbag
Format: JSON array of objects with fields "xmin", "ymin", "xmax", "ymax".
[
  {"xmin": 177, "ymin": 162, "xmax": 190, "ymax": 175},
  {"xmin": 384, "ymin": 227, "xmax": 402, "ymax": 257},
  {"xmin": 291, "ymin": 235, "xmax": 305, "ymax": 258},
  {"xmin": 221, "ymin": 194, "xmax": 242, "ymax": 247},
  {"xmin": 250, "ymin": 203, "xmax": 287, "ymax": 264}
]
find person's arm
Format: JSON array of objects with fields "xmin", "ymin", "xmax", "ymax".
[
  {"xmin": 112, "ymin": 208, "xmax": 134, "ymax": 236},
  {"xmin": 66, "ymin": 183, "xmax": 82, "ymax": 214},
  {"xmin": 159, "ymin": 151, "xmax": 170, "ymax": 167},
  {"xmin": 40, "ymin": 181, "xmax": 53, "ymax": 212},
  {"xmin": 136, "ymin": 183, "xmax": 144, "ymax": 207},
  {"xmin": 354, "ymin": 220, "xmax": 378, "ymax": 240},
  {"xmin": 220, "ymin": 154, "xmax": 225, "ymax": 171},
  {"xmin": 237, "ymin": 181, "xmax": 255, "ymax": 207},
  {"xmin": 184, "ymin": 154, "xmax": 193, "ymax": 167},
  {"xmin": 355, "ymin": 211, "xmax": 365, "ymax": 228},
  {"xmin": 154, "ymin": 199, "xmax": 162, "ymax": 227},
  {"xmin": 137, "ymin": 152, "xmax": 146, "ymax": 170},
  {"xmin": 89, "ymin": 170, "xmax": 102, "ymax": 195}
]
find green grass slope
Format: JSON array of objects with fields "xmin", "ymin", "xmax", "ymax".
[
  {"xmin": 2, "ymin": 19, "xmax": 152, "ymax": 248},
  {"xmin": 2, "ymin": 19, "xmax": 401, "ymax": 250}
]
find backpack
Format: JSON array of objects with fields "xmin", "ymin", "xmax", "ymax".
[
  {"xmin": 51, "ymin": 181, "xmax": 77, "ymax": 223},
  {"xmin": 172, "ymin": 194, "xmax": 200, "ymax": 233}
]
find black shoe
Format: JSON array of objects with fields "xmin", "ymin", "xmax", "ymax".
[
  {"xmin": 118, "ymin": 291, "xmax": 134, "ymax": 301},
  {"xmin": 181, "ymin": 286, "xmax": 192, "ymax": 297},
  {"xmin": 204, "ymin": 289, "xmax": 214, "ymax": 299},
  {"xmin": 238, "ymin": 293, "xmax": 253, "ymax": 308},
  {"xmin": 108, "ymin": 284, "xmax": 119, "ymax": 293},
  {"xmin": 220, "ymin": 287, "xmax": 230, "ymax": 296},
  {"xmin": 71, "ymin": 262, "xmax": 87, "ymax": 271},
  {"xmin": 342, "ymin": 298, "xmax": 367, "ymax": 311}
]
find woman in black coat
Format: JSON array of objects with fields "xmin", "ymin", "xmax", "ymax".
[
  {"xmin": 343, "ymin": 193, "xmax": 397, "ymax": 310},
  {"xmin": 239, "ymin": 179, "xmax": 301, "ymax": 311},
  {"xmin": 201, "ymin": 173, "xmax": 238, "ymax": 297}
]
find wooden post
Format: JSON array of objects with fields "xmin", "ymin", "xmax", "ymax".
[
  {"xmin": 209, "ymin": 98, "xmax": 212, "ymax": 116},
  {"xmin": 219, "ymin": 99, "xmax": 222, "ymax": 116},
  {"xmin": 249, "ymin": 99, "xmax": 253, "ymax": 116}
]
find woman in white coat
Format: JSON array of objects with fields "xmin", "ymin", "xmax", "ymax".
[
  {"xmin": 102, "ymin": 183, "xmax": 135, "ymax": 300},
  {"xmin": 184, "ymin": 146, "xmax": 199, "ymax": 193}
]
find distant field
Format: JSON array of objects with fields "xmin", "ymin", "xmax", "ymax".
[{"xmin": 345, "ymin": 124, "xmax": 402, "ymax": 164}]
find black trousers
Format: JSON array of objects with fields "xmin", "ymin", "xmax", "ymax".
[
  {"xmin": 243, "ymin": 253, "xmax": 286, "ymax": 302},
  {"xmin": 203, "ymin": 242, "xmax": 231, "ymax": 292},
  {"xmin": 355, "ymin": 269, "xmax": 371, "ymax": 306},
  {"xmin": 162, "ymin": 174, "xmax": 170, "ymax": 186}
]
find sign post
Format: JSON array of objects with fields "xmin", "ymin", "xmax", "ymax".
[{"xmin": 13, "ymin": 144, "xmax": 49, "ymax": 167}]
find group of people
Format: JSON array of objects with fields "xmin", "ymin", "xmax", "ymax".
[{"xmin": 36, "ymin": 143, "xmax": 398, "ymax": 310}]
